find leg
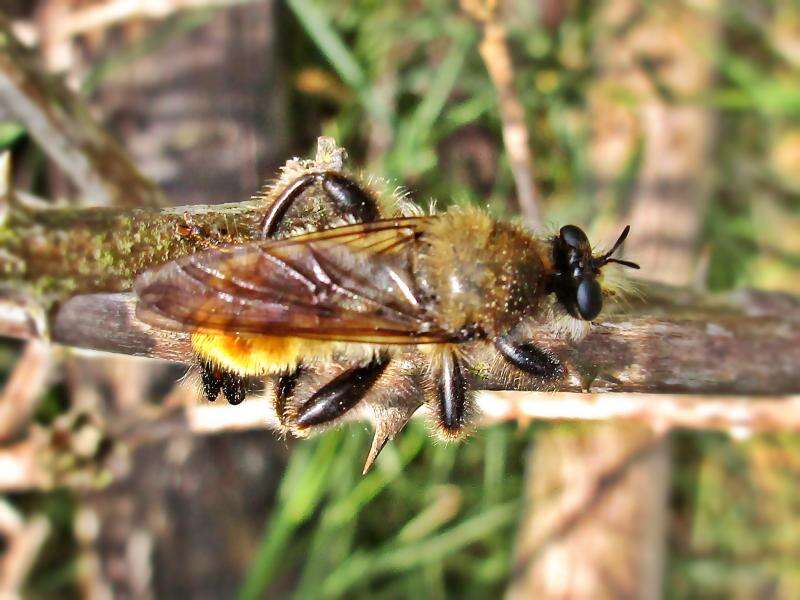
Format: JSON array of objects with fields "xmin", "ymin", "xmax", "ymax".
[
  {"xmin": 272, "ymin": 366, "xmax": 303, "ymax": 425},
  {"xmin": 200, "ymin": 360, "xmax": 223, "ymax": 401},
  {"xmin": 434, "ymin": 349, "xmax": 470, "ymax": 437},
  {"xmin": 261, "ymin": 171, "xmax": 380, "ymax": 237},
  {"xmin": 200, "ymin": 360, "xmax": 247, "ymax": 404},
  {"xmin": 221, "ymin": 370, "xmax": 246, "ymax": 405},
  {"xmin": 494, "ymin": 335, "xmax": 564, "ymax": 380},
  {"xmin": 295, "ymin": 356, "xmax": 389, "ymax": 428}
]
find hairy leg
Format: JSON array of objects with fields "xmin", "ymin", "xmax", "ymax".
[
  {"xmin": 494, "ymin": 335, "xmax": 565, "ymax": 380},
  {"xmin": 199, "ymin": 360, "xmax": 247, "ymax": 405},
  {"xmin": 295, "ymin": 356, "xmax": 390, "ymax": 429},
  {"xmin": 262, "ymin": 171, "xmax": 380, "ymax": 237},
  {"xmin": 272, "ymin": 366, "xmax": 303, "ymax": 425},
  {"xmin": 433, "ymin": 349, "xmax": 470, "ymax": 437}
]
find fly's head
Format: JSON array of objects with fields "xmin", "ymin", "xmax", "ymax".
[{"xmin": 550, "ymin": 225, "xmax": 640, "ymax": 322}]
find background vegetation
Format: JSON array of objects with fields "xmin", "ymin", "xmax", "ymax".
[{"xmin": 1, "ymin": 0, "xmax": 799, "ymax": 597}]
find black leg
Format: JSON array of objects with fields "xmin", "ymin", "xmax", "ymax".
[
  {"xmin": 320, "ymin": 172, "xmax": 380, "ymax": 223},
  {"xmin": 494, "ymin": 335, "xmax": 564, "ymax": 380},
  {"xmin": 200, "ymin": 360, "xmax": 223, "ymax": 402},
  {"xmin": 295, "ymin": 356, "xmax": 389, "ymax": 428},
  {"xmin": 200, "ymin": 360, "xmax": 247, "ymax": 404},
  {"xmin": 436, "ymin": 350, "xmax": 469, "ymax": 435},
  {"xmin": 261, "ymin": 171, "xmax": 380, "ymax": 237},
  {"xmin": 273, "ymin": 367, "xmax": 303, "ymax": 425},
  {"xmin": 221, "ymin": 370, "xmax": 247, "ymax": 405}
]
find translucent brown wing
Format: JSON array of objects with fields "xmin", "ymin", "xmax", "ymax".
[{"xmin": 134, "ymin": 217, "xmax": 454, "ymax": 343}]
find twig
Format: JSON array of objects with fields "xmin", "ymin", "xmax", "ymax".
[
  {"xmin": 34, "ymin": 286, "xmax": 800, "ymax": 396},
  {"xmin": 477, "ymin": 392, "xmax": 800, "ymax": 438},
  {"xmin": 0, "ymin": 341, "xmax": 53, "ymax": 443},
  {"xmin": 461, "ymin": 0, "xmax": 542, "ymax": 227},
  {"xmin": 0, "ymin": 499, "xmax": 50, "ymax": 595},
  {"xmin": 15, "ymin": 0, "xmax": 257, "ymax": 43},
  {"xmin": 134, "ymin": 390, "xmax": 800, "ymax": 438},
  {"xmin": 0, "ymin": 14, "xmax": 164, "ymax": 208},
  {"xmin": 2, "ymin": 387, "xmax": 800, "ymax": 492}
]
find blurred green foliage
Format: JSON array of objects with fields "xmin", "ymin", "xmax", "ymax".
[{"xmin": 239, "ymin": 422, "xmax": 527, "ymax": 599}]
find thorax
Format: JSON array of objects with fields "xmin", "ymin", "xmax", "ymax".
[{"xmin": 414, "ymin": 209, "xmax": 553, "ymax": 338}]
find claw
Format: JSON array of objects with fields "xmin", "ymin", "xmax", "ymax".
[
  {"xmin": 361, "ymin": 402, "xmax": 420, "ymax": 475},
  {"xmin": 362, "ymin": 428, "xmax": 391, "ymax": 475}
]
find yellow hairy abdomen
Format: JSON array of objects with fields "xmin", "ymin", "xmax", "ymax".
[
  {"xmin": 192, "ymin": 333, "xmax": 387, "ymax": 376},
  {"xmin": 191, "ymin": 333, "xmax": 310, "ymax": 376}
]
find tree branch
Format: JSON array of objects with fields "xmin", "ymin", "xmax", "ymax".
[{"xmin": 34, "ymin": 284, "xmax": 798, "ymax": 395}]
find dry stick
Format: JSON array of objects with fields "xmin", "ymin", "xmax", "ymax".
[
  {"xmin": 462, "ymin": 0, "xmax": 542, "ymax": 228},
  {"xmin": 3, "ymin": 385, "xmax": 800, "ymax": 493},
  {"xmin": 0, "ymin": 13, "xmax": 164, "ymax": 208},
  {"xmin": 4, "ymin": 386, "xmax": 800, "ymax": 492},
  {"xmin": 120, "ymin": 388, "xmax": 800, "ymax": 440},
  {"xmin": 42, "ymin": 286, "xmax": 800, "ymax": 396},
  {"xmin": 15, "ymin": 0, "xmax": 257, "ymax": 43},
  {"xmin": 0, "ymin": 500, "xmax": 50, "ymax": 594},
  {"xmin": 0, "ymin": 341, "xmax": 52, "ymax": 442}
]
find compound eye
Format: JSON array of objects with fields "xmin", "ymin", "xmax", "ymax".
[
  {"xmin": 576, "ymin": 278, "xmax": 603, "ymax": 320},
  {"xmin": 560, "ymin": 225, "xmax": 589, "ymax": 250}
]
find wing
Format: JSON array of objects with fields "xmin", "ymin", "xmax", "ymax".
[{"xmin": 134, "ymin": 217, "xmax": 454, "ymax": 343}]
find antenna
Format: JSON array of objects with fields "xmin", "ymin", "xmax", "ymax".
[{"xmin": 593, "ymin": 225, "xmax": 640, "ymax": 270}]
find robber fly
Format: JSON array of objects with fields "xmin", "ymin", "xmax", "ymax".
[{"xmin": 134, "ymin": 157, "xmax": 639, "ymax": 472}]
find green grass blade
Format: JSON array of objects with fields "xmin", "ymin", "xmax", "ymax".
[
  {"xmin": 321, "ymin": 501, "xmax": 519, "ymax": 597},
  {"xmin": 239, "ymin": 431, "xmax": 343, "ymax": 600}
]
